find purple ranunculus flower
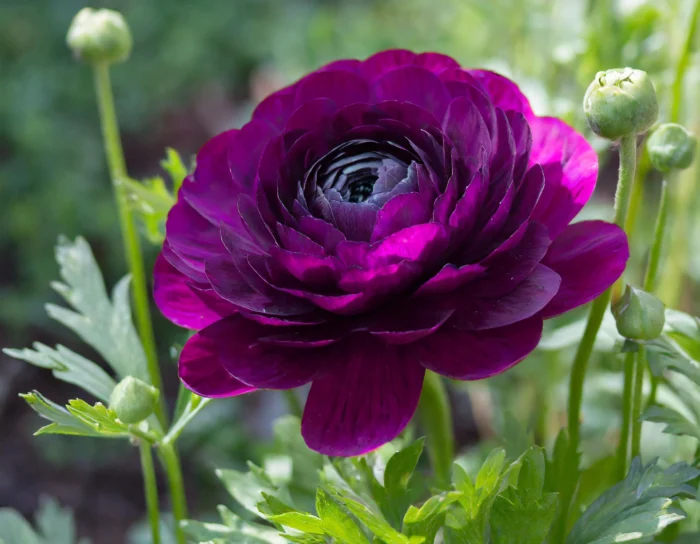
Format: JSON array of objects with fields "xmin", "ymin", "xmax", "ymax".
[{"xmin": 154, "ymin": 50, "xmax": 628, "ymax": 456}]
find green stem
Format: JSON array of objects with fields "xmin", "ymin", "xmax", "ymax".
[
  {"xmin": 558, "ymin": 134, "xmax": 638, "ymax": 538},
  {"xmin": 162, "ymin": 397, "xmax": 212, "ymax": 447},
  {"xmin": 139, "ymin": 443, "xmax": 161, "ymax": 544},
  {"xmin": 158, "ymin": 444, "xmax": 187, "ymax": 544},
  {"xmin": 670, "ymin": 0, "xmax": 700, "ymax": 123},
  {"xmin": 645, "ymin": 180, "xmax": 670, "ymax": 293},
  {"xmin": 616, "ymin": 352, "xmax": 635, "ymax": 479},
  {"xmin": 630, "ymin": 349, "xmax": 646, "ymax": 460},
  {"xmin": 418, "ymin": 371, "xmax": 454, "ymax": 487},
  {"xmin": 93, "ymin": 63, "xmax": 166, "ymax": 428},
  {"xmin": 284, "ymin": 390, "xmax": 303, "ymax": 419}
]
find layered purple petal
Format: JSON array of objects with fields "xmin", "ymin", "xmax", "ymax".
[
  {"xmin": 301, "ymin": 338, "xmax": 425, "ymax": 456},
  {"xmin": 540, "ymin": 220, "xmax": 628, "ymax": 318}
]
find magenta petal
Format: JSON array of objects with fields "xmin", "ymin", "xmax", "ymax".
[
  {"xmin": 418, "ymin": 317, "xmax": 543, "ymax": 380},
  {"xmin": 529, "ymin": 117, "xmax": 598, "ymax": 238},
  {"xmin": 294, "ymin": 70, "xmax": 371, "ymax": 109},
  {"xmin": 371, "ymin": 192, "xmax": 432, "ymax": 242},
  {"xmin": 442, "ymin": 96, "xmax": 491, "ymax": 161},
  {"xmin": 360, "ymin": 49, "xmax": 419, "ymax": 79},
  {"xmin": 301, "ymin": 339, "xmax": 425, "ymax": 455},
  {"xmin": 541, "ymin": 220, "xmax": 629, "ymax": 318},
  {"xmin": 414, "ymin": 263, "xmax": 486, "ymax": 297},
  {"xmin": 452, "ymin": 264, "xmax": 561, "ymax": 330},
  {"xmin": 373, "ymin": 66, "xmax": 452, "ymax": 120},
  {"xmin": 196, "ymin": 316, "xmax": 332, "ymax": 389},
  {"xmin": 253, "ymin": 87, "xmax": 296, "ymax": 130},
  {"xmin": 179, "ymin": 323, "xmax": 256, "ymax": 398},
  {"xmin": 154, "ymin": 253, "xmax": 236, "ymax": 330},
  {"xmin": 467, "ymin": 70, "xmax": 534, "ymax": 118}
]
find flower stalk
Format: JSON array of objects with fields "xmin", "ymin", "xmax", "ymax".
[
  {"xmin": 139, "ymin": 443, "xmax": 161, "ymax": 544},
  {"xmin": 158, "ymin": 444, "xmax": 188, "ymax": 544},
  {"xmin": 418, "ymin": 371, "xmax": 454, "ymax": 488}
]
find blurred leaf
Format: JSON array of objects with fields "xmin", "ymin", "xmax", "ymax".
[
  {"xmin": 664, "ymin": 309, "xmax": 700, "ymax": 361},
  {"xmin": 500, "ymin": 411, "xmax": 533, "ymax": 459},
  {"xmin": 489, "ymin": 490, "xmax": 558, "ymax": 544},
  {"xmin": 44, "ymin": 236, "xmax": 149, "ymax": 383},
  {"xmin": 0, "ymin": 509, "xmax": 42, "ymax": 544},
  {"xmin": 646, "ymin": 337, "xmax": 700, "ymax": 385},
  {"xmin": 179, "ymin": 520, "xmax": 274, "ymax": 543},
  {"xmin": 516, "ymin": 447, "xmax": 546, "ymax": 502},
  {"xmin": 161, "ymin": 147, "xmax": 188, "ymax": 193},
  {"xmin": 0, "ymin": 497, "xmax": 89, "ymax": 544},
  {"xmin": 565, "ymin": 458, "xmax": 699, "ymax": 544},
  {"xmin": 4, "ymin": 343, "xmax": 116, "ymax": 402},
  {"xmin": 643, "ymin": 406, "xmax": 700, "ymax": 441},
  {"xmin": 272, "ymin": 416, "xmax": 323, "ymax": 495},
  {"xmin": 217, "ymin": 467, "xmax": 279, "ymax": 519}
]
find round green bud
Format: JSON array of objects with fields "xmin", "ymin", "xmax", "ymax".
[
  {"xmin": 647, "ymin": 123, "xmax": 697, "ymax": 173},
  {"xmin": 109, "ymin": 376, "xmax": 159, "ymax": 424},
  {"xmin": 66, "ymin": 8, "xmax": 132, "ymax": 64},
  {"xmin": 583, "ymin": 68, "xmax": 658, "ymax": 140},
  {"xmin": 613, "ymin": 285, "xmax": 665, "ymax": 341}
]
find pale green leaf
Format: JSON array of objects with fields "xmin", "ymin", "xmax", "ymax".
[
  {"xmin": 0, "ymin": 510, "xmax": 41, "ymax": 544},
  {"xmin": 642, "ymin": 405, "xmax": 700, "ymax": 441},
  {"xmin": 20, "ymin": 392, "xmax": 100, "ymax": 437},
  {"xmin": 266, "ymin": 513, "xmax": 325, "ymax": 534},
  {"xmin": 161, "ymin": 147, "xmax": 188, "ymax": 192},
  {"xmin": 316, "ymin": 488, "xmax": 369, "ymax": 544},
  {"xmin": 333, "ymin": 496, "xmax": 409, "ymax": 544}
]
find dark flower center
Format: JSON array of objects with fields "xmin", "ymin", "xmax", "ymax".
[{"xmin": 313, "ymin": 140, "xmax": 415, "ymax": 204}]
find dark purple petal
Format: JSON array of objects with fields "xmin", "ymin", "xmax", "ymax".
[
  {"xmin": 414, "ymin": 263, "xmax": 486, "ymax": 297},
  {"xmin": 272, "ymin": 247, "xmax": 340, "ymax": 286},
  {"xmin": 529, "ymin": 117, "xmax": 598, "ymax": 238},
  {"xmin": 253, "ymin": 87, "xmax": 296, "ymax": 130},
  {"xmin": 360, "ymin": 49, "xmax": 419, "ymax": 79},
  {"xmin": 298, "ymin": 216, "xmax": 347, "ymax": 252},
  {"xmin": 467, "ymin": 70, "xmax": 534, "ymax": 118},
  {"xmin": 179, "ymin": 324, "xmax": 256, "ymax": 397},
  {"xmin": 338, "ymin": 260, "xmax": 422, "ymax": 294},
  {"xmin": 418, "ymin": 317, "xmax": 542, "ymax": 379},
  {"xmin": 154, "ymin": 253, "xmax": 236, "ymax": 330},
  {"xmin": 301, "ymin": 338, "xmax": 425, "ymax": 455},
  {"xmin": 541, "ymin": 220, "xmax": 628, "ymax": 318},
  {"xmin": 373, "ymin": 66, "xmax": 452, "ymax": 120},
  {"xmin": 371, "ymin": 192, "xmax": 432, "ymax": 242},
  {"xmin": 329, "ymin": 200, "xmax": 378, "ymax": 242},
  {"xmin": 369, "ymin": 306, "xmax": 454, "ymax": 344},
  {"xmin": 294, "ymin": 70, "xmax": 371, "ymax": 109},
  {"xmin": 442, "ymin": 96, "xmax": 491, "ymax": 162},
  {"xmin": 188, "ymin": 316, "xmax": 333, "ymax": 389},
  {"xmin": 451, "ymin": 264, "xmax": 561, "ymax": 330}
]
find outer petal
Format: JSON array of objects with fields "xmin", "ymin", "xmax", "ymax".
[
  {"xmin": 467, "ymin": 70, "xmax": 534, "ymax": 118},
  {"xmin": 373, "ymin": 66, "xmax": 452, "ymax": 120},
  {"xmin": 179, "ymin": 323, "xmax": 255, "ymax": 398},
  {"xmin": 154, "ymin": 253, "xmax": 236, "ymax": 330},
  {"xmin": 301, "ymin": 338, "xmax": 425, "ymax": 456},
  {"xmin": 187, "ymin": 316, "xmax": 333, "ymax": 389},
  {"xmin": 540, "ymin": 220, "xmax": 629, "ymax": 318},
  {"xmin": 418, "ymin": 317, "xmax": 543, "ymax": 380},
  {"xmin": 529, "ymin": 117, "xmax": 598, "ymax": 238}
]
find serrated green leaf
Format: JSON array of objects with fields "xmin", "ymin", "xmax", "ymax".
[
  {"xmin": 45, "ymin": 237, "xmax": 149, "ymax": 383},
  {"xmin": 565, "ymin": 458, "xmax": 699, "ymax": 544},
  {"xmin": 475, "ymin": 449, "xmax": 506, "ymax": 502},
  {"xmin": 20, "ymin": 391, "xmax": 100, "ymax": 437},
  {"xmin": 664, "ymin": 309, "xmax": 700, "ymax": 361},
  {"xmin": 267, "ymin": 512, "xmax": 325, "ymax": 534},
  {"xmin": 316, "ymin": 488, "xmax": 369, "ymax": 544},
  {"xmin": 217, "ymin": 468, "xmax": 279, "ymax": 520},
  {"xmin": 646, "ymin": 337, "xmax": 700, "ymax": 386},
  {"xmin": 333, "ymin": 495, "xmax": 409, "ymax": 544},
  {"xmin": 642, "ymin": 405, "xmax": 700, "ymax": 441},
  {"xmin": 403, "ymin": 491, "xmax": 462, "ymax": 543},
  {"xmin": 489, "ymin": 492, "xmax": 558, "ymax": 544},
  {"xmin": 65, "ymin": 399, "xmax": 132, "ymax": 436},
  {"xmin": 258, "ymin": 493, "xmax": 296, "ymax": 517},
  {"xmin": 384, "ymin": 438, "xmax": 425, "ymax": 495},
  {"xmin": 4, "ymin": 343, "xmax": 116, "ymax": 402},
  {"xmin": 516, "ymin": 447, "xmax": 546, "ymax": 502}
]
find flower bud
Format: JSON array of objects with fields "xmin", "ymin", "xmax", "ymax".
[
  {"xmin": 647, "ymin": 123, "xmax": 697, "ymax": 173},
  {"xmin": 66, "ymin": 8, "xmax": 132, "ymax": 64},
  {"xmin": 109, "ymin": 376, "xmax": 158, "ymax": 424},
  {"xmin": 613, "ymin": 285, "xmax": 665, "ymax": 341},
  {"xmin": 583, "ymin": 68, "xmax": 658, "ymax": 140}
]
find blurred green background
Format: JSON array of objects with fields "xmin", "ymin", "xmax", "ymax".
[{"xmin": 1, "ymin": 0, "xmax": 699, "ymax": 542}]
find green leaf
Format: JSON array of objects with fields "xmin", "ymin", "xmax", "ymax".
[
  {"xmin": 161, "ymin": 147, "xmax": 188, "ymax": 192},
  {"xmin": 217, "ymin": 468, "xmax": 278, "ymax": 520},
  {"xmin": 272, "ymin": 416, "xmax": 323, "ymax": 493},
  {"xmin": 4, "ymin": 343, "xmax": 116, "ymax": 402},
  {"xmin": 500, "ymin": 411, "xmax": 533, "ymax": 459},
  {"xmin": 475, "ymin": 448, "xmax": 506, "ymax": 506},
  {"xmin": 403, "ymin": 492, "xmax": 462, "ymax": 543},
  {"xmin": 45, "ymin": 237, "xmax": 149, "ymax": 383},
  {"xmin": 35, "ymin": 496, "xmax": 78, "ymax": 544},
  {"xmin": 489, "ymin": 491, "xmax": 558, "ymax": 544},
  {"xmin": 664, "ymin": 309, "xmax": 700, "ymax": 361},
  {"xmin": 0, "ymin": 510, "xmax": 41, "ymax": 544},
  {"xmin": 179, "ymin": 520, "xmax": 275, "ymax": 543},
  {"xmin": 515, "ymin": 447, "xmax": 546, "ymax": 502},
  {"xmin": 316, "ymin": 488, "xmax": 369, "ymax": 544},
  {"xmin": 65, "ymin": 399, "xmax": 132, "ymax": 436},
  {"xmin": 258, "ymin": 493, "xmax": 296, "ymax": 517},
  {"xmin": 384, "ymin": 438, "xmax": 425, "ymax": 494},
  {"xmin": 565, "ymin": 458, "xmax": 699, "ymax": 544},
  {"xmin": 267, "ymin": 512, "xmax": 326, "ymax": 534},
  {"xmin": 642, "ymin": 405, "xmax": 700, "ymax": 441},
  {"xmin": 646, "ymin": 337, "xmax": 700, "ymax": 385},
  {"xmin": 333, "ymin": 495, "xmax": 410, "ymax": 544},
  {"xmin": 20, "ymin": 391, "xmax": 100, "ymax": 437}
]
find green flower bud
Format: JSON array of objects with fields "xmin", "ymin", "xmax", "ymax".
[
  {"xmin": 66, "ymin": 8, "xmax": 132, "ymax": 64},
  {"xmin": 647, "ymin": 123, "xmax": 697, "ymax": 173},
  {"xmin": 109, "ymin": 376, "xmax": 159, "ymax": 424},
  {"xmin": 583, "ymin": 68, "xmax": 658, "ymax": 140},
  {"xmin": 613, "ymin": 285, "xmax": 665, "ymax": 341}
]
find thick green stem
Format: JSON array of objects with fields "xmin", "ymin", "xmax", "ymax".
[
  {"xmin": 630, "ymin": 349, "xmax": 646, "ymax": 459},
  {"xmin": 139, "ymin": 443, "xmax": 161, "ymax": 544},
  {"xmin": 559, "ymin": 134, "xmax": 638, "ymax": 536},
  {"xmin": 616, "ymin": 352, "xmax": 635, "ymax": 479},
  {"xmin": 93, "ymin": 63, "xmax": 166, "ymax": 428},
  {"xmin": 418, "ymin": 371, "xmax": 454, "ymax": 487},
  {"xmin": 159, "ymin": 444, "xmax": 187, "ymax": 544},
  {"xmin": 644, "ymin": 180, "xmax": 670, "ymax": 293}
]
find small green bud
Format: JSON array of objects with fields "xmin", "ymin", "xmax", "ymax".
[
  {"xmin": 109, "ymin": 376, "xmax": 158, "ymax": 424},
  {"xmin": 66, "ymin": 8, "xmax": 132, "ymax": 64},
  {"xmin": 583, "ymin": 68, "xmax": 658, "ymax": 140},
  {"xmin": 613, "ymin": 285, "xmax": 665, "ymax": 341},
  {"xmin": 647, "ymin": 123, "xmax": 697, "ymax": 173}
]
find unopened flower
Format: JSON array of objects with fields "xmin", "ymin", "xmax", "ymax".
[
  {"xmin": 110, "ymin": 376, "xmax": 158, "ymax": 424},
  {"xmin": 66, "ymin": 8, "xmax": 132, "ymax": 65},
  {"xmin": 647, "ymin": 123, "xmax": 697, "ymax": 173},
  {"xmin": 155, "ymin": 50, "xmax": 629, "ymax": 455},
  {"xmin": 614, "ymin": 285, "xmax": 665, "ymax": 341}
]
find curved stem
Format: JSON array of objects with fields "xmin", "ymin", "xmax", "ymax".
[
  {"xmin": 630, "ymin": 349, "xmax": 646, "ymax": 460},
  {"xmin": 616, "ymin": 352, "xmax": 635, "ymax": 479},
  {"xmin": 158, "ymin": 444, "xmax": 187, "ymax": 544},
  {"xmin": 93, "ymin": 63, "xmax": 166, "ymax": 428},
  {"xmin": 418, "ymin": 371, "xmax": 454, "ymax": 488},
  {"xmin": 139, "ymin": 443, "xmax": 161, "ymax": 544},
  {"xmin": 559, "ymin": 134, "xmax": 638, "ymax": 534}
]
